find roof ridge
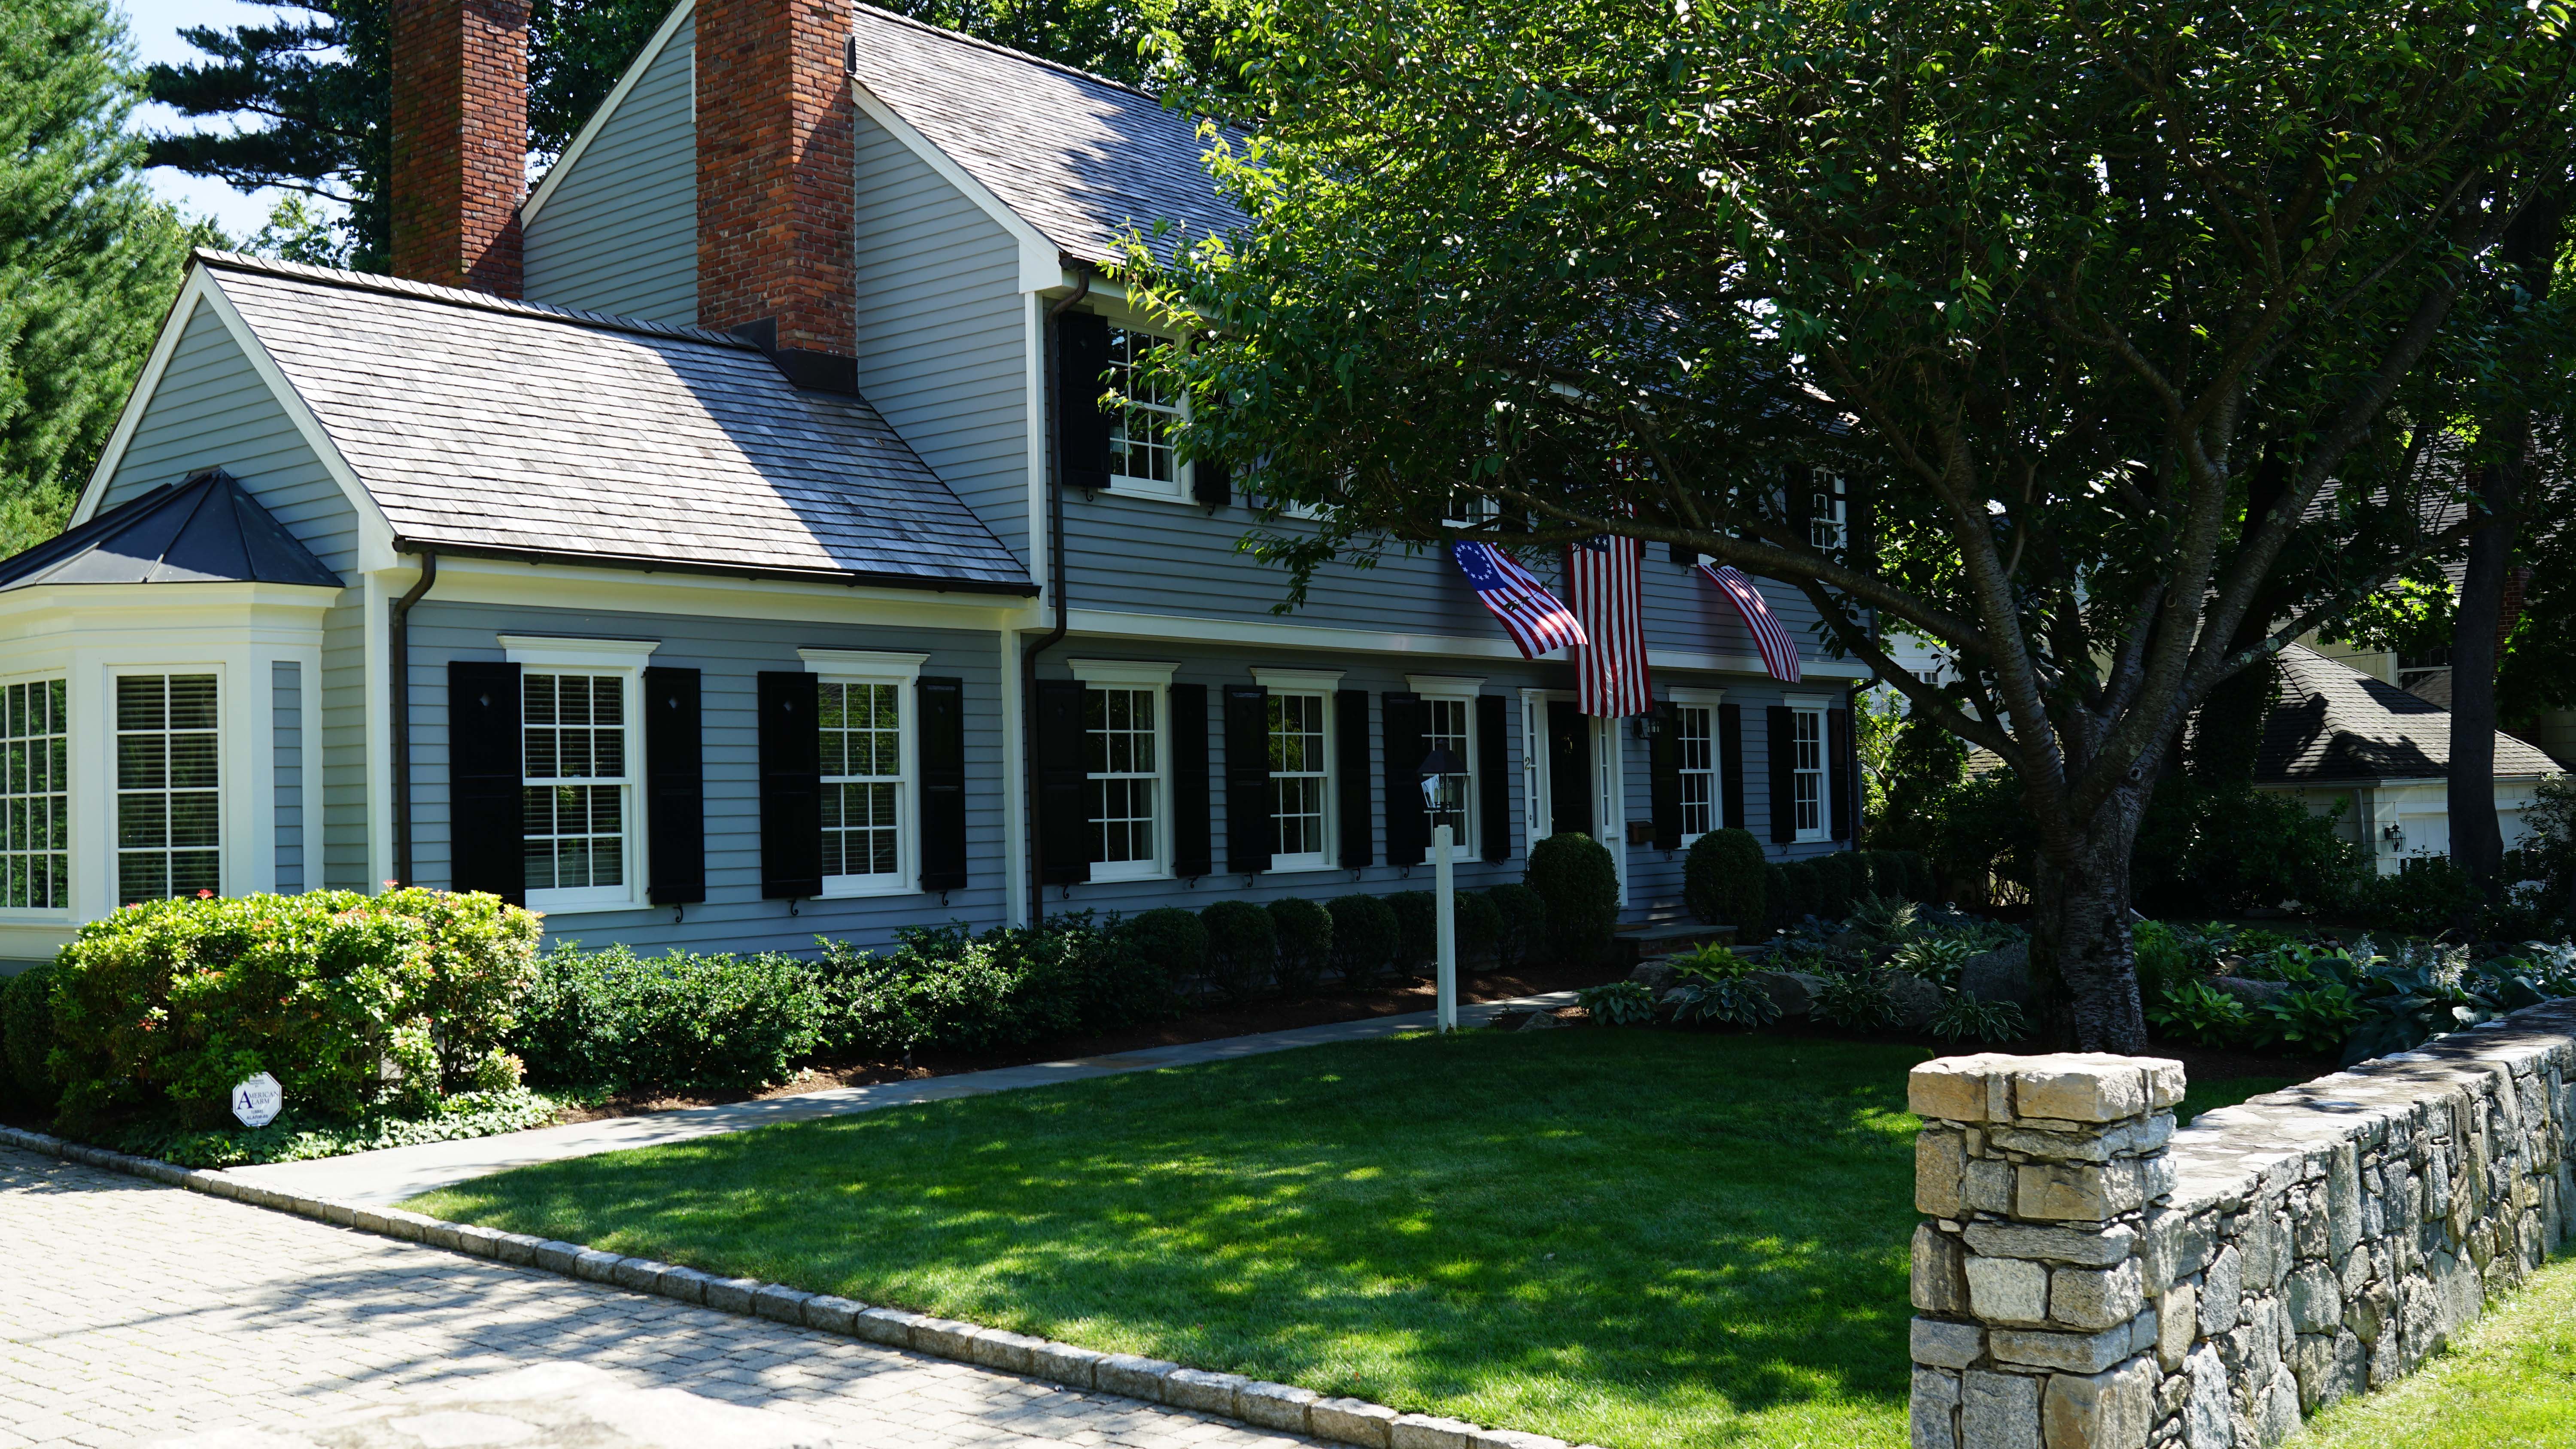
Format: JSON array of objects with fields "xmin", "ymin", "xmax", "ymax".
[
  {"xmin": 848, "ymin": 1, "xmax": 1163, "ymax": 104},
  {"xmin": 189, "ymin": 250, "xmax": 757, "ymax": 352}
]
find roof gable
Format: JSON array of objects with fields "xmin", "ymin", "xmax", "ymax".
[
  {"xmin": 0, "ymin": 468, "xmax": 340, "ymax": 591},
  {"xmin": 2254, "ymin": 644, "xmax": 2559, "ymax": 783}
]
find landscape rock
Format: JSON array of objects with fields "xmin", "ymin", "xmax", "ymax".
[
  {"xmin": 1747, "ymin": 970, "xmax": 1826, "ymax": 1018},
  {"xmin": 2210, "ymin": 976, "xmax": 2287, "ymax": 1008},
  {"xmin": 1629, "ymin": 961, "xmax": 1677, "ymax": 991},
  {"xmin": 1516, "ymin": 1010, "xmax": 1564, "ymax": 1031},
  {"xmin": 1959, "ymin": 942, "xmax": 2032, "ymax": 1011},
  {"xmin": 1887, "ymin": 971, "xmax": 1946, "ymax": 1032}
]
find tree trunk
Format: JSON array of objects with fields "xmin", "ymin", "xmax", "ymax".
[
  {"xmin": 2027, "ymin": 779, "xmax": 2153, "ymax": 1052},
  {"xmin": 2448, "ymin": 449, "xmax": 2517, "ymax": 922}
]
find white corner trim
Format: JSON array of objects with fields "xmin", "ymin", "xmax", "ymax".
[
  {"xmin": 499, "ymin": 634, "xmax": 662, "ymax": 669},
  {"xmin": 1667, "ymin": 685, "xmax": 1727, "ymax": 706},
  {"xmin": 1250, "ymin": 667, "xmax": 1345, "ymax": 692},
  {"xmin": 799, "ymin": 648, "xmax": 928, "ymax": 682},
  {"xmin": 847, "ymin": 81, "xmax": 1062, "ymax": 291},
  {"xmin": 1406, "ymin": 674, "xmax": 1486, "ymax": 698},
  {"xmin": 522, "ymin": 0, "xmax": 695, "ymax": 226},
  {"xmin": 1067, "ymin": 657, "xmax": 1179, "ymax": 687}
]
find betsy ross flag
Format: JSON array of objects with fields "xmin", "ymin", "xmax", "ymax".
[
  {"xmin": 1567, "ymin": 534, "xmax": 1651, "ymax": 717},
  {"xmin": 1451, "ymin": 542, "xmax": 1587, "ymax": 658},
  {"xmin": 1697, "ymin": 563, "xmax": 1802, "ymax": 682}
]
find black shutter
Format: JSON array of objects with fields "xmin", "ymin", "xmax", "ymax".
[
  {"xmin": 1058, "ymin": 310, "xmax": 1113, "ymax": 494},
  {"xmin": 1172, "ymin": 682, "xmax": 1212, "ymax": 877},
  {"xmin": 1546, "ymin": 700, "xmax": 1592, "ymax": 839},
  {"xmin": 1766, "ymin": 704, "xmax": 1796, "ymax": 844},
  {"xmin": 1846, "ymin": 476, "xmax": 1873, "ymax": 568},
  {"xmin": 1382, "ymin": 691, "xmax": 1427, "ymax": 866},
  {"xmin": 1649, "ymin": 699, "xmax": 1682, "ymax": 850},
  {"xmin": 1670, "ymin": 541, "xmax": 1698, "ymax": 567},
  {"xmin": 917, "ymin": 676, "xmax": 967, "ymax": 891},
  {"xmin": 1193, "ymin": 458, "xmax": 1232, "ymax": 508},
  {"xmin": 643, "ymin": 666, "xmax": 704, "ymax": 905},
  {"xmin": 448, "ymin": 660, "xmax": 523, "ymax": 903},
  {"xmin": 1476, "ymin": 693, "xmax": 1508, "ymax": 862},
  {"xmin": 1224, "ymin": 684, "xmax": 1272, "ymax": 873},
  {"xmin": 1829, "ymin": 704, "xmax": 1854, "ymax": 842},
  {"xmin": 757, "ymin": 670, "xmax": 822, "ymax": 898},
  {"xmin": 1035, "ymin": 679, "xmax": 1091, "ymax": 885},
  {"xmin": 1785, "ymin": 465, "xmax": 1813, "ymax": 549},
  {"xmin": 1719, "ymin": 702, "xmax": 1746, "ymax": 830},
  {"xmin": 1336, "ymin": 688, "xmax": 1372, "ymax": 867}
]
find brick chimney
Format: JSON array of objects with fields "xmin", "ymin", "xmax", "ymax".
[
  {"xmin": 390, "ymin": 0, "xmax": 529, "ymax": 295},
  {"xmin": 696, "ymin": 0, "xmax": 857, "ymax": 391}
]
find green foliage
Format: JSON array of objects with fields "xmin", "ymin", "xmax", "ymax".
[
  {"xmin": 1927, "ymin": 774, "xmax": 2038, "ymax": 907},
  {"xmin": 47, "ymin": 889, "xmax": 540, "ymax": 1132},
  {"xmin": 2148, "ymin": 977, "xmax": 2255, "ymax": 1049},
  {"xmin": 1889, "ymin": 935, "xmax": 1974, "ymax": 990},
  {"xmin": 1483, "ymin": 884, "xmax": 1546, "ymax": 972},
  {"xmin": 1811, "ymin": 970, "xmax": 1901, "ymax": 1033},
  {"xmin": 1668, "ymin": 978, "xmax": 1781, "ymax": 1030},
  {"xmin": 1899, "ymin": 852, "xmax": 1935, "ymax": 903},
  {"xmin": 1929, "ymin": 994, "xmax": 2027, "ymax": 1045},
  {"xmin": 1668, "ymin": 943, "xmax": 1753, "ymax": 982},
  {"xmin": 1267, "ymin": 897, "xmax": 1334, "ymax": 996},
  {"xmin": 1575, "ymin": 979, "xmax": 1655, "ymax": 1026},
  {"xmin": 2132, "ymin": 920, "xmax": 2194, "ymax": 1003},
  {"xmin": 106, "ymin": 1085, "xmax": 565, "ymax": 1170},
  {"xmin": 2266, "ymin": 981, "xmax": 2366, "ymax": 1052},
  {"xmin": 1123, "ymin": 907, "xmax": 1209, "ymax": 984},
  {"xmin": 1809, "ymin": 854, "xmax": 1855, "ymax": 919},
  {"xmin": 1454, "ymin": 889, "xmax": 1503, "ymax": 967},
  {"xmin": 1870, "ymin": 713, "xmax": 1970, "ymax": 856},
  {"xmin": 1525, "ymin": 833, "xmax": 1618, "ymax": 964},
  {"xmin": 1386, "ymin": 890, "xmax": 1436, "ymax": 971},
  {"xmin": 1777, "ymin": 861, "xmax": 1823, "ymax": 922},
  {"xmin": 2344, "ymin": 856, "xmax": 2488, "ymax": 937},
  {"xmin": 1763, "ymin": 862, "xmax": 1794, "ymax": 930},
  {"xmin": 810, "ymin": 915, "xmax": 1173, "ymax": 1063},
  {"xmin": 1683, "ymin": 827, "xmax": 1766, "ymax": 926},
  {"xmin": 1325, "ymin": 893, "xmax": 1400, "ymax": 987},
  {"xmin": 1, "ymin": 961, "xmax": 58, "ymax": 1106},
  {"xmin": 1846, "ymin": 894, "xmax": 1924, "ymax": 946},
  {"xmin": 518, "ymin": 943, "xmax": 822, "ymax": 1095},
  {"xmin": 2133, "ymin": 781, "xmax": 2363, "ymax": 914},
  {"xmin": 1200, "ymin": 899, "xmax": 1278, "ymax": 1003}
]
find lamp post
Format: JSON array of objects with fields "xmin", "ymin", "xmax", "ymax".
[{"xmin": 1417, "ymin": 747, "xmax": 1466, "ymax": 1032}]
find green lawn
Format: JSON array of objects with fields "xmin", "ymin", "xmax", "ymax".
[
  {"xmin": 2297, "ymin": 1249, "xmax": 2576, "ymax": 1448},
  {"xmin": 410, "ymin": 1031, "xmax": 1933, "ymax": 1449}
]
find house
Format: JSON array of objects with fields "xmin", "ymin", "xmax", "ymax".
[
  {"xmin": 0, "ymin": 0, "xmax": 1866, "ymax": 969},
  {"xmin": 2254, "ymin": 645, "xmax": 2560, "ymax": 871}
]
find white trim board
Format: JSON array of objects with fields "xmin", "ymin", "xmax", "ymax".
[
  {"xmin": 521, "ymin": 0, "xmax": 696, "ymax": 227},
  {"xmin": 1061, "ymin": 608, "xmax": 1872, "ymax": 678}
]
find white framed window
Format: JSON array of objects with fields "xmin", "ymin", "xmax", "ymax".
[
  {"xmin": 0, "ymin": 678, "xmax": 70, "ymax": 911},
  {"xmin": 1409, "ymin": 674, "xmax": 1484, "ymax": 855},
  {"xmin": 1670, "ymin": 687, "xmax": 1726, "ymax": 844},
  {"xmin": 501, "ymin": 636, "xmax": 656, "ymax": 914},
  {"xmin": 1252, "ymin": 667, "xmax": 1343, "ymax": 871},
  {"xmin": 803, "ymin": 649, "xmax": 925, "ymax": 897},
  {"xmin": 114, "ymin": 671, "xmax": 219, "ymax": 902},
  {"xmin": 1107, "ymin": 326, "xmax": 1186, "ymax": 500},
  {"xmin": 1808, "ymin": 473, "xmax": 1848, "ymax": 552},
  {"xmin": 1788, "ymin": 700, "xmax": 1828, "ymax": 843},
  {"xmin": 1070, "ymin": 658, "xmax": 1176, "ymax": 881}
]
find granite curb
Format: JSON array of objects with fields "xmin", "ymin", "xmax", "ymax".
[{"xmin": 0, "ymin": 1124, "xmax": 1602, "ymax": 1449}]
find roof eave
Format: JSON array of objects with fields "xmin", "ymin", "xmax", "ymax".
[{"xmin": 390, "ymin": 537, "xmax": 1039, "ymax": 599}]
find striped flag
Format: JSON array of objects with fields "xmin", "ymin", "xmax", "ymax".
[
  {"xmin": 1451, "ymin": 541, "xmax": 1587, "ymax": 658},
  {"xmin": 1568, "ymin": 534, "xmax": 1651, "ymax": 717},
  {"xmin": 1697, "ymin": 562, "xmax": 1803, "ymax": 682}
]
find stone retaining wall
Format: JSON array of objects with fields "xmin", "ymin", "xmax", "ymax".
[{"xmin": 1907, "ymin": 998, "xmax": 2576, "ymax": 1449}]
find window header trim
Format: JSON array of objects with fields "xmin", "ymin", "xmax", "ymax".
[
  {"xmin": 799, "ymin": 648, "xmax": 928, "ymax": 684},
  {"xmin": 498, "ymin": 634, "xmax": 660, "ymax": 670},
  {"xmin": 1250, "ymin": 667, "xmax": 1345, "ymax": 693},
  {"xmin": 1068, "ymin": 658, "xmax": 1179, "ymax": 687}
]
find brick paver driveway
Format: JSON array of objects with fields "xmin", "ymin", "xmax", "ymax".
[{"xmin": 0, "ymin": 1148, "xmax": 1308, "ymax": 1449}]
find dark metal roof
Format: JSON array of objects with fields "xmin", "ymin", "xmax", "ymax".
[
  {"xmin": 0, "ymin": 468, "xmax": 341, "ymax": 592},
  {"xmin": 2252, "ymin": 645, "xmax": 2559, "ymax": 784}
]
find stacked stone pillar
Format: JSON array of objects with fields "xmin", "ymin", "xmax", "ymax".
[{"xmin": 1908, "ymin": 1052, "xmax": 2185, "ymax": 1449}]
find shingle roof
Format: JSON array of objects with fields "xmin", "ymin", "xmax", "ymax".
[
  {"xmin": 2253, "ymin": 645, "xmax": 2559, "ymax": 783},
  {"xmin": 195, "ymin": 252, "xmax": 1031, "ymax": 593},
  {"xmin": 847, "ymin": 4, "xmax": 1242, "ymax": 266},
  {"xmin": 0, "ymin": 468, "xmax": 340, "ymax": 591}
]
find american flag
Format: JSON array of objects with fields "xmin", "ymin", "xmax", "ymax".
[
  {"xmin": 1697, "ymin": 562, "xmax": 1803, "ymax": 682},
  {"xmin": 1451, "ymin": 542, "xmax": 1587, "ymax": 658},
  {"xmin": 1568, "ymin": 534, "xmax": 1651, "ymax": 717}
]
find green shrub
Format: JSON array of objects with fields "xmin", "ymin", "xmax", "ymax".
[
  {"xmin": 2146, "ymin": 976, "xmax": 2253, "ymax": 1049},
  {"xmin": 1387, "ymin": 891, "xmax": 1436, "ymax": 972},
  {"xmin": 1684, "ymin": 828, "xmax": 1766, "ymax": 926},
  {"xmin": 1200, "ymin": 900, "xmax": 1277, "ymax": 1003},
  {"xmin": 1810, "ymin": 853, "xmax": 1855, "ymax": 919},
  {"xmin": 2, "ymin": 961, "xmax": 58, "ymax": 1108},
  {"xmin": 1899, "ymin": 850, "xmax": 1935, "ymax": 902},
  {"xmin": 1670, "ymin": 943, "xmax": 1753, "ymax": 981},
  {"xmin": 1874, "ymin": 851, "xmax": 1911, "ymax": 899},
  {"xmin": 1527, "ymin": 833, "xmax": 1619, "ymax": 964},
  {"xmin": 1779, "ymin": 861, "xmax": 1823, "ymax": 922},
  {"xmin": 2132, "ymin": 920, "xmax": 2193, "ymax": 1002},
  {"xmin": 1930, "ymin": 994, "xmax": 2028, "ymax": 1044},
  {"xmin": 1123, "ymin": 907, "xmax": 1208, "ymax": 984},
  {"xmin": 1813, "ymin": 970, "xmax": 1902, "ymax": 1032},
  {"xmin": 517, "ymin": 944, "xmax": 822, "ymax": 1095},
  {"xmin": 1576, "ymin": 979, "xmax": 1655, "ymax": 1025},
  {"xmin": 48, "ymin": 889, "xmax": 541, "ymax": 1133},
  {"xmin": 813, "ymin": 915, "xmax": 1170, "ymax": 1060},
  {"xmin": 2344, "ymin": 856, "xmax": 2486, "ymax": 936},
  {"xmin": 2133, "ymin": 781, "xmax": 2365, "ymax": 915},
  {"xmin": 1485, "ymin": 885, "xmax": 1547, "ymax": 972},
  {"xmin": 1764, "ymin": 862, "xmax": 1794, "ymax": 930},
  {"xmin": 1455, "ymin": 890, "xmax": 1503, "ymax": 967},
  {"xmin": 1326, "ymin": 894, "xmax": 1400, "ymax": 987},
  {"xmin": 1267, "ymin": 898, "xmax": 1334, "ymax": 996},
  {"xmin": 1668, "ymin": 978, "xmax": 1781, "ymax": 1029}
]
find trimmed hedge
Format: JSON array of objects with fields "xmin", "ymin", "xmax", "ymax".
[
  {"xmin": 1123, "ymin": 907, "xmax": 1208, "ymax": 985},
  {"xmin": 1268, "ymin": 897, "xmax": 1334, "ymax": 996},
  {"xmin": 519, "ymin": 944, "xmax": 822, "ymax": 1095},
  {"xmin": 809, "ymin": 914, "xmax": 1173, "ymax": 1063},
  {"xmin": 1326, "ymin": 894, "xmax": 1400, "ymax": 987},
  {"xmin": 1486, "ymin": 884, "xmax": 1547, "ymax": 972},
  {"xmin": 1455, "ymin": 890, "xmax": 1503, "ymax": 967},
  {"xmin": 1528, "ymin": 833, "xmax": 1619, "ymax": 964},
  {"xmin": 1779, "ymin": 860, "xmax": 1823, "ymax": 922},
  {"xmin": 1684, "ymin": 828, "xmax": 1766, "ymax": 927},
  {"xmin": 1810, "ymin": 854, "xmax": 1855, "ymax": 919},
  {"xmin": 1, "ymin": 961, "xmax": 57, "ymax": 1108},
  {"xmin": 1388, "ymin": 891, "xmax": 1436, "ymax": 973},
  {"xmin": 1201, "ymin": 900, "xmax": 1278, "ymax": 1002}
]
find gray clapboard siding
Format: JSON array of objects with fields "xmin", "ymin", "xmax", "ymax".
[
  {"xmin": 403, "ymin": 600, "xmax": 1009, "ymax": 955},
  {"xmin": 274, "ymin": 660, "xmax": 304, "ymax": 894},
  {"xmin": 321, "ymin": 597, "xmax": 371, "ymax": 889},
  {"xmin": 851, "ymin": 109, "xmax": 1032, "ymax": 567},
  {"xmin": 521, "ymin": 15, "xmax": 699, "ymax": 325},
  {"xmin": 101, "ymin": 300, "xmax": 362, "ymax": 576}
]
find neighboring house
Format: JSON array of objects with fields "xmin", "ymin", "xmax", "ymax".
[
  {"xmin": 2255, "ymin": 646, "xmax": 2560, "ymax": 872},
  {"xmin": 0, "ymin": 0, "xmax": 1867, "ymax": 968}
]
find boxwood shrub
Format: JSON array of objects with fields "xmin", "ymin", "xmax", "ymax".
[
  {"xmin": 1527, "ymin": 833, "xmax": 1619, "ymax": 964},
  {"xmin": 1485, "ymin": 884, "xmax": 1547, "ymax": 972},
  {"xmin": 1455, "ymin": 890, "xmax": 1503, "ymax": 968},
  {"xmin": 1122, "ymin": 907, "xmax": 1208, "ymax": 986},
  {"xmin": 2, "ymin": 961, "xmax": 58, "ymax": 1108},
  {"xmin": 809, "ymin": 913, "xmax": 1172, "ymax": 1062},
  {"xmin": 1684, "ymin": 828, "xmax": 1766, "ymax": 927},
  {"xmin": 1267, "ymin": 897, "xmax": 1334, "ymax": 997},
  {"xmin": 518, "ymin": 943, "xmax": 822, "ymax": 1094},
  {"xmin": 1200, "ymin": 900, "xmax": 1277, "ymax": 1003},
  {"xmin": 1810, "ymin": 853, "xmax": 1856, "ymax": 919},
  {"xmin": 1778, "ymin": 860, "xmax": 1823, "ymax": 922},
  {"xmin": 1387, "ymin": 891, "xmax": 1437, "ymax": 972},
  {"xmin": 1326, "ymin": 893, "xmax": 1399, "ymax": 987}
]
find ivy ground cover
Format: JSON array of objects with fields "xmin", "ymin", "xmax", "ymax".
[{"xmin": 410, "ymin": 1031, "xmax": 1932, "ymax": 1449}]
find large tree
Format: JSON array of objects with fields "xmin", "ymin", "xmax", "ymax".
[
  {"xmin": 1130, "ymin": 0, "xmax": 2576, "ymax": 1048},
  {"xmin": 0, "ymin": 0, "xmax": 203, "ymax": 554}
]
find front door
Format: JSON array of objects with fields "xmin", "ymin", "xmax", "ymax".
[{"xmin": 1546, "ymin": 700, "xmax": 1592, "ymax": 840}]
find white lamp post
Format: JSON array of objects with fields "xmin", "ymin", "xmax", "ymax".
[{"xmin": 1417, "ymin": 748, "xmax": 1466, "ymax": 1033}]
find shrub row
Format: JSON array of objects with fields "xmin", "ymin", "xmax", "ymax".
[{"xmin": 1678, "ymin": 828, "xmax": 1934, "ymax": 931}]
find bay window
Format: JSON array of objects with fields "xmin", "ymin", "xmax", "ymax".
[
  {"xmin": 0, "ymin": 679, "xmax": 69, "ymax": 910},
  {"xmin": 115, "ymin": 673, "xmax": 220, "ymax": 901}
]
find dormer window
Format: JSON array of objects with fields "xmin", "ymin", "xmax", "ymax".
[{"xmin": 1107, "ymin": 326, "xmax": 1186, "ymax": 500}]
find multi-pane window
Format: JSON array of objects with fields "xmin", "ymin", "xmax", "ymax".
[
  {"xmin": 0, "ymin": 680, "xmax": 68, "ymax": 909},
  {"xmin": 1424, "ymin": 696, "xmax": 1474, "ymax": 848},
  {"xmin": 1085, "ymin": 687, "xmax": 1160, "ymax": 873},
  {"xmin": 1807, "ymin": 473, "xmax": 1848, "ymax": 551},
  {"xmin": 1269, "ymin": 693, "xmax": 1329, "ymax": 864},
  {"xmin": 117, "ymin": 674, "xmax": 219, "ymax": 902},
  {"xmin": 1677, "ymin": 704, "xmax": 1716, "ymax": 840},
  {"xmin": 523, "ymin": 673, "xmax": 629, "ymax": 897},
  {"xmin": 821, "ymin": 681, "xmax": 903, "ymax": 884},
  {"xmin": 1791, "ymin": 707, "xmax": 1826, "ymax": 840},
  {"xmin": 1106, "ymin": 327, "xmax": 1181, "ymax": 495}
]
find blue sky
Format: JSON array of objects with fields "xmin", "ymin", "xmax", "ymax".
[{"xmin": 117, "ymin": 0, "xmax": 341, "ymax": 240}]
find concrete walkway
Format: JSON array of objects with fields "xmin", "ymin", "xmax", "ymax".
[{"xmin": 232, "ymin": 991, "xmax": 1578, "ymax": 1207}]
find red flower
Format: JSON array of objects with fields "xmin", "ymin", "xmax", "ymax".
[{"xmin": 197, "ymin": 889, "xmax": 215, "ymax": 899}]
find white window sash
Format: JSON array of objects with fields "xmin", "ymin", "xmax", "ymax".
[
  {"xmin": 1106, "ymin": 325, "xmax": 1189, "ymax": 501},
  {"xmin": 1412, "ymin": 676, "xmax": 1485, "ymax": 857},
  {"xmin": 1266, "ymin": 688, "xmax": 1334, "ymax": 871},
  {"xmin": 1791, "ymin": 705, "xmax": 1828, "ymax": 844},
  {"xmin": 1082, "ymin": 680, "xmax": 1171, "ymax": 882},
  {"xmin": 502, "ymin": 637, "xmax": 657, "ymax": 915}
]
